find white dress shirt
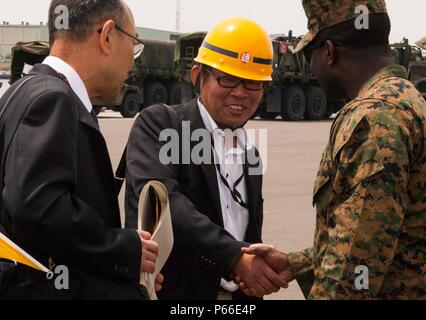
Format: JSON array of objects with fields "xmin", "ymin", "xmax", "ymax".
[
  {"xmin": 43, "ymin": 56, "xmax": 93, "ymax": 114},
  {"xmin": 198, "ymin": 99, "xmax": 253, "ymax": 293}
]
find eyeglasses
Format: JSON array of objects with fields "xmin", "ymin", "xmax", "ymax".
[
  {"xmin": 97, "ymin": 24, "xmax": 145, "ymax": 59},
  {"xmin": 205, "ymin": 68, "xmax": 267, "ymax": 91},
  {"xmin": 304, "ymin": 39, "xmax": 344, "ymax": 63}
]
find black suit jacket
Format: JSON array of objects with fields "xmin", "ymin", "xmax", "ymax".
[
  {"xmin": 0, "ymin": 64, "xmax": 144, "ymax": 299},
  {"xmin": 125, "ymin": 99, "xmax": 264, "ymax": 300}
]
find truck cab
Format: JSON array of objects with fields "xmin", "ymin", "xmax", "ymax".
[
  {"xmin": 392, "ymin": 38, "xmax": 426, "ymax": 100},
  {"xmin": 174, "ymin": 32, "xmax": 206, "ymax": 103}
]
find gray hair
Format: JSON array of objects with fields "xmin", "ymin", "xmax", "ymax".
[{"xmin": 48, "ymin": 0, "xmax": 126, "ymax": 45}]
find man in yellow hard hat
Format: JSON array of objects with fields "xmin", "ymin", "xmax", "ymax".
[{"xmin": 124, "ymin": 17, "xmax": 288, "ymax": 300}]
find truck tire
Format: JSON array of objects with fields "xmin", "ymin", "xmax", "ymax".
[
  {"xmin": 145, "ymin": 82, "xmax": 168, "ymax": 107},
  {"xmin": 304, "ymin": 86, "xmax": 327, "ymax": 120},
  {"xmin": 281, "ymin": 86, "xmax": 306, "ymax": 121},
  {"xmin": 168, "ymin": 83, "xmax": 183, "ymax": 105},
  {"xmin": 120, "ymin": 93, "xmax": 140, "ymax": 118}
]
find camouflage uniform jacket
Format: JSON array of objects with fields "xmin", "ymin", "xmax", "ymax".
[{"xmin": 289, "ymin": 65, "xmax": 426, "ymax": 300}]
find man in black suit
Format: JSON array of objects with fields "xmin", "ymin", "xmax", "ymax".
[
  {"xmin": 0, "ymin": 0, "xmax": 160, "ymax": 299},
  {"xmin": 125, "ymin": 17, "xmax": 288, "ymax": 300}
]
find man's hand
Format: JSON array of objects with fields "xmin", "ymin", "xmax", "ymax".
[
  {"xmin": 155, "ymin": 273, "xmax": 164, "ymax": 292},
  {"xmin": 232, "ymin": 253, "xmax": 289, "ymax": 298},
  {"xmin": 238, "ymin": 244, "xmax": 295, "ymax": 296},
  {"xmin": 137, "ymin": 230, "xmax": 159, "ymax": 273}
]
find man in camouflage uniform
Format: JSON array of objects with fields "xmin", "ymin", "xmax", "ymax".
[{"xmin": 242, "ymin": 0, "xmax": 426, "ymax": 299}]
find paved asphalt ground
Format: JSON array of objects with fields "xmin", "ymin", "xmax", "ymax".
[{"xmin": 99, "ymin": 111, "xmax": 333, "ymax": 300}]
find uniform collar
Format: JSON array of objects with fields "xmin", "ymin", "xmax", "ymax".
[{"xmin": 357, "ymin": 64, "xmax": 408, "ymax": 98}]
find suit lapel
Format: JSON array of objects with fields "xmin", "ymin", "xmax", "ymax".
[
  {"xmin": 29, "ymin": 63, "xmax": 115, "ymax": 198},
  {"xmin": 184, "ymin": 100, "xmax": 224, "ymax": 225},
  {"xmin": 246, "ymin": 169, "xmax": 261, "ymax": 214},
  {"xmin": 29, "ymin": 64, "xmax": 101, "ymax": 134},
  {"xmin": 244, "ymin": 148, "xmax": 262, "ymax": 240},
  {"xmin": 28, "ymin": 64, "xmax": 119, "ymax": 223},
  {"xmin": 200, "ymin": 162, "xmax": 223, "ymax": 226},
  {"xmin": 78, "ymin": 103, "xmax": 100, "ymax": 133}
]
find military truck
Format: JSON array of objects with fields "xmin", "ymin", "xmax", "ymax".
[
  {"xmin": 9, "ymin": 41, "xmax": 50, "ymax": 84},
  {"xmin": 258, "ymin": 33, "xmax": 332, "ymax": 121},
  {"xmin": 117, "ymin": 39, "xmax": 182, "ymax": 118},
  {"xmin": 9, "ymin": 40, "xmax": 182, "ymax": 118},
  {"xmin": 174, "ymin": 32, "xmax": 206, "ymax": 103},
  {"xmin": 175, "ymin": 31, "xmax": 336, "ymax": 121},
  {"xmin": 392, "ymin": 38, "xmax": 426, "ymax": 100}
]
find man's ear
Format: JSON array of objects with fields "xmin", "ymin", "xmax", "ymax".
[
  {"xmin": 191, "ymin": 65, "xmax": 201, "ymax": 86},
  {"xmin": 325, "ymin": 40, "xmax": 337, "ymax": 66},
  {"xmin": 98, "ymin": 20, "xmax": 115, "ymax": 54}
]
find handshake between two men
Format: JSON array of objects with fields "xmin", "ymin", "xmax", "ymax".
[
  {"xmin": 142, "ymin": 230, "xmax": 292, "ymax": 298},
  {"xmin": 233, "ymin": 244, "xmax": 294, "ymax": 298},
  {"xmin": 140, "ymin": 230, "xmax": 292, "ymax": 297}
]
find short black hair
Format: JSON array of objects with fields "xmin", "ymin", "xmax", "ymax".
[
  {"xmin": 48, "ymin": 0, "xmax": 126, "ymax": 45},
  {"xmin": 312, "ymin": 13, "xmax": 391, "ymax": 53},
  {"xmin": 194, "ymin": 64, "xmax": 211, "ymax": 95}
]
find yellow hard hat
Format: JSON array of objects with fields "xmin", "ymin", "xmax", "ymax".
[{"xmin": 194, "ymin": 17, "xmax": 273, "ymax": 81}]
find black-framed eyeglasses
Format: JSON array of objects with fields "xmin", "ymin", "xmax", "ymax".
[
  {"xmin": 97, "ymin": 25, "xmax": 145, "ymax": 59},
  {"xmin": 205, "ymin": 67, "xmax": 267, "ymax": 91},
  {"xmin": 304, "ymin": 39, "xmax": 344, "ymax": 63}
]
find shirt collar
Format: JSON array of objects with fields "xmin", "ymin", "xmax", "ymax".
[
  {"xmin": 357, "ymin": 64, "xmax": 408, "ymax": 98},
  {"xmin": 198, "ymin": 98, "xmax": 219, "ymax": 133},
  {"xmin": 197, "ymin": 99, "xmax": 254, "ymax": 151},
  {"xmin": 43, "ymin": 56, "xmax": 93, "ymax": 113}
]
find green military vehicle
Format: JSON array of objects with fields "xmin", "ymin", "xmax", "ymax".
[
  {"xmin": 9, "ymin": 40, "xmax": 182, "ymax": 118},
  {"xmin": 175, "ymin": 31, "xmax": 336, "ymax": 121},
  {"xmin": 9, "ymin": 41, "xmax": 50, "ymax": 84},
  {"xmin": 392, "ymin": 38, "xmax": 426, "ymax": 100},
  {"xmin": 174, "ymin": 32, "xmax": 206, "ymax": 103},
  {"xmin": 257, "ymin": 32, "xmax": 331, "ymax": 121},
  {"xmin": 117, "ymin": 39, "xmax": 182, "ymax": 117},
  {"xmin": 13, "ymin": 36, "xmax": 423, "ymax": 120}
]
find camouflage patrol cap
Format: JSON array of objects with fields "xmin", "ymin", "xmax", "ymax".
[
  {"xmin": 416, "ymin": 36, "xmax": 426, "ymax": 50},
  {"xmin": 294, "ymin": 0, "xmax": 388, "ymax": 53}
]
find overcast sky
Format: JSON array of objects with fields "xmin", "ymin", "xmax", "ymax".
[{"xmin": 0, "ymin": 0, "xmax": 424, "ymax": 44}]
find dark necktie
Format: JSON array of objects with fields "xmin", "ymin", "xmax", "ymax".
[{"xmin": 90, "ymin": 109, "xmax": 99, "ymax": 125}]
